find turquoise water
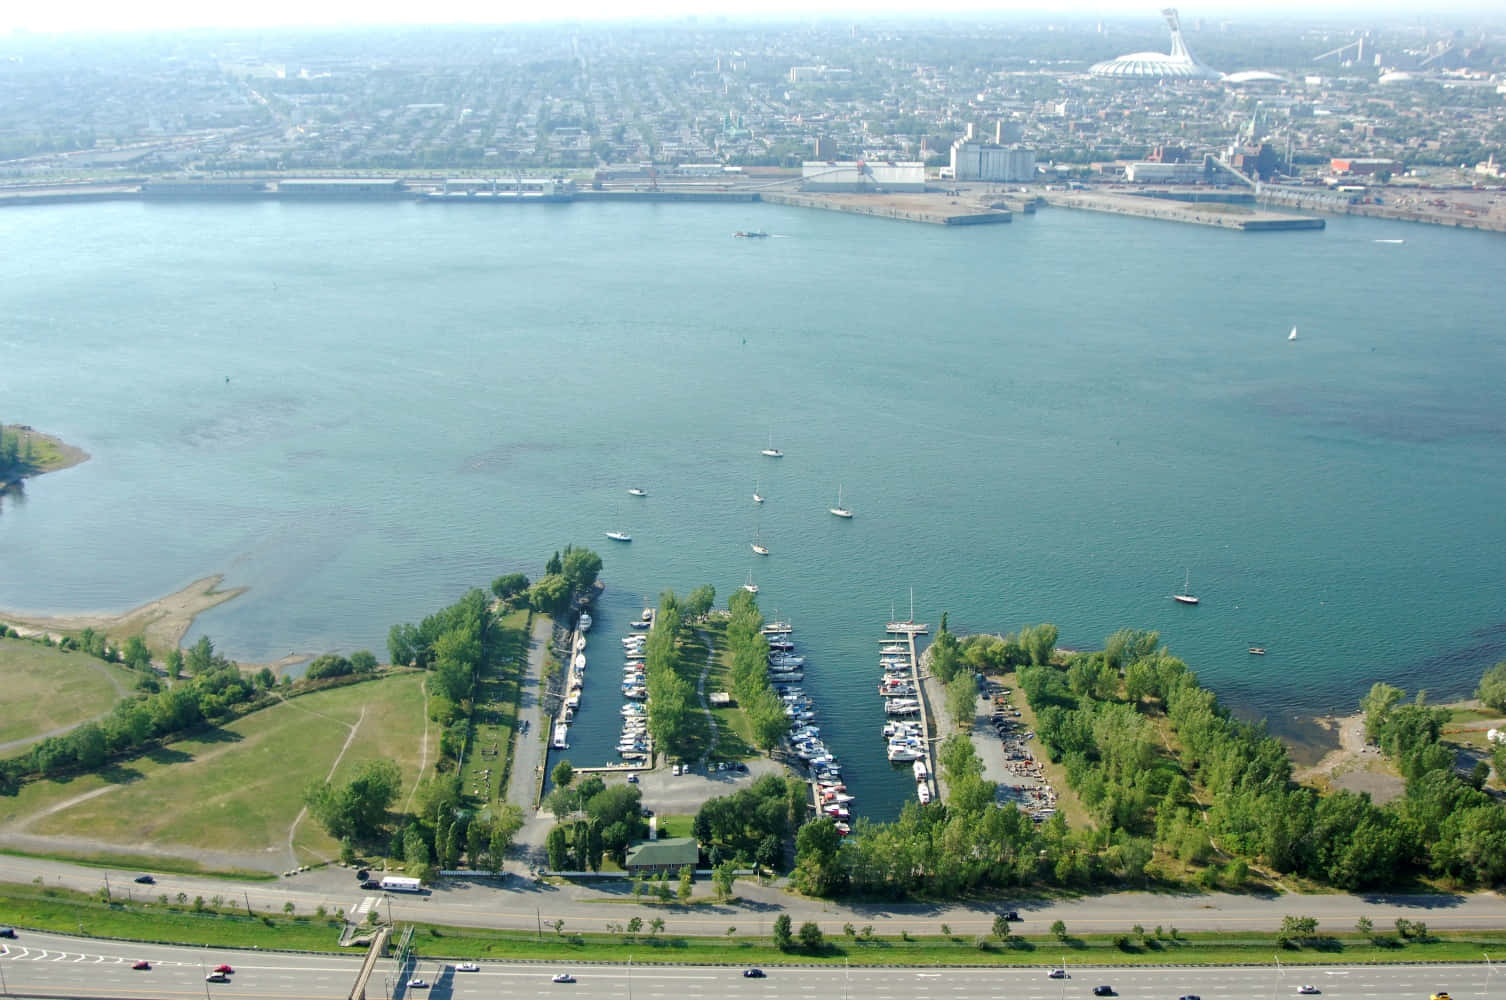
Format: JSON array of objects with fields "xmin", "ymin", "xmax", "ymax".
[{"xmin": 2, "ymin": 198, "xmax": 1504, "ymax": 818}]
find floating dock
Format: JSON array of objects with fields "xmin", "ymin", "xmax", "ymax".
[{"xmin": 882, "ymin": 618, "xmax": 937, "ymax": 805}]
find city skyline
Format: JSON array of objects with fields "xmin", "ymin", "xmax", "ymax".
[{"xmin": 3, "ymin": 0, "xmax": 1505, "ymax": 37}]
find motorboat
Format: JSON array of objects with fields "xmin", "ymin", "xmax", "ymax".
[
  {"xmin": 917, "ymin": 784, "xmax": 932, "ymax": 804},
  {"xmin": 629, "ymin": 619, "xmax": 652, "ymax": 629},
  {"xmin": 887, "ymin": 746, "xmax": 923, "ymax": 762},
  {"xmin": 913, "ymin": 760, "xmax": 929, "ymax": 781},
  {"xmin": 627, "ymin": 487, "xmax": 647, "ymax": 497},
  {"xmin": 578, "ymin": 613, "xmax": 592, "ymax": 633},
  {"xmin": 551, "ymin": 723, "xmax": 569, "ymax": 749}
]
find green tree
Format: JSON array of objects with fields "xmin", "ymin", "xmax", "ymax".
[
  {"xmin": 1050, "ymin": 919, "xmax": 1067, "ymax": 941},
  {"xmin": 185, "ymin": 635, "xmax": 215, "ymax": 675},
  {"xmin": 1476, "ymin": 662, "xmax": 1506, "ymax": 713},
  {"xmin": 684, "ymin": 584, "xmax": 716, "ymax": 620},
  {"xmin": 560, "ymin": 548, "xmax": 603, "ymax": 595},
  {"xmin": 491, "ymin": 573, "xmax": 530, "ymax": 601},
  {"xmin": 772, "ymin": 912, "xmax": 793, "ymax": 950},
  {"xmin": 305, "ymin": 759, "xmax": 402, "ymax": 842},
  {"xmin": 552, "ymin": 759, "xmax": 575, "ymax": 787},
  {"xmin": 350, "ymin": 650, "xmax": 378, "ymax": 673},
  {"xmin": 992, "ymin": 914, "xmax": 1011, "ymax": 942},
  {"xmin": 1362, "ymin": 682, "xmax": 1405, "ymax": 740},
  {"xmin": 122, "ymin": 635, "xmax": 152, "ymax": 672},
  {"xmin": 546, "ymin": 825, "xmax": 570, "ymax": 871},
  {"xmin": 798, "ymin": 921, "xmax": 825, "ymax": 953},
  {"xmin": 677, "ymin": 865, "xmax": 693, "ymax": 902},
  {"xmin": 793, "ymin": 818, "xmax": 843, "ymax": 896}
]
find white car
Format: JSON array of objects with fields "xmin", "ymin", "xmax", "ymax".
[
  {"xmin": 553, "ymin": 973, "xmax": 576, "ymax": 984},
  {"xmin": 407, "ymin": 979, "xmax": 429, "ymax": 989},
  {"xmin": 1297, "ymin": 988, "xmax": 1321, "ymax": 996},
  {"xmin": 456, "ymin": 963, "xmax": 480, "ymax": 972}
]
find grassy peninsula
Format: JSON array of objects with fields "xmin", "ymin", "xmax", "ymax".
[{"xmin": 0, "ymin": 424, "xmax": 89, "ymax": 486}]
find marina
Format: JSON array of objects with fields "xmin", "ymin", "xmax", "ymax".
[{"xmin": 880, "ymin": 610, "xmax": 936, "ymax": 807}]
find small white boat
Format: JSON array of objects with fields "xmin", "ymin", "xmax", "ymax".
[
  {"xmin": 578, "ymin": 613, "xmax": 592, "ymax": 634},
  {"xmin": 829, "ymin": 485, "xmax": 853, "ymax": 519},
  {"xmin": 1288, "ymin": 325, "xmax": 1298, "ymax": 341},
  {"xmin": 605, "ymin": 529, "xmax": 631, "ymax": 542},
  {"xmin": 627, "ymin": 487, "xmax": 647, "ymax": 497},
  {"xmin": 551, "ymin": 723, "xmax": 569, "ymax": 750},
  {"xmin": 1172, "ymin": 568, "xmax": 1199, "ymax": 605},
  {"xmin": 751, "ymin": 520, "xmax": 769, "ymax": 555},
  {"xmin": 743, "ymin": 568, "xmax": 759, "ymax": 594},
  {"xmin": 753, "ymin": 478, "xmax": 765, "ymax": 504},
  {"xmin": 761, "ymin": 431, "xmax": 783, "ymax": 458},
  {"xmin": 917, "ymin": 784, "xmax": 932, "ymax": 805}
]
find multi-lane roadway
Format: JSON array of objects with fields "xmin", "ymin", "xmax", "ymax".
[{"xmin": 2, "ymin": 930, "xmax": 1500, "ymax": 1000}]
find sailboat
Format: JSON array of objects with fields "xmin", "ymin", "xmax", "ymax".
[
  {"xmin": 751, "ymin": 515, "xmax": 769, "ymax": 555},
  {"xmin": 753, "ymin": 478, "xmax": 765, "ymax": 504},
  {"xmin": 1288, "ymin": 325, "xmax": 1298, "ymax": 341},
  {"xmin": 829, "ymin": 485, "xmax": 853, "ymax": 518},
  {"xmin": 742, "ymin": 568, "xmax": 759, "ymax": 594},
  {"xmin": 605, "ymin": 503, "xmax": 631, "ymax": 543},
  {"xmin": 1172, "ymin": 569, "xmax": 1199, "ymax": 605},
  {"xmin": 761, "ymin": 432, "xmax": 783, "ymax": 458}
]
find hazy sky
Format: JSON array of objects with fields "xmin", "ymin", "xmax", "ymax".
[{"xmin": 0, "ymin": 0, "xmax": 1495, "ymax": 34}]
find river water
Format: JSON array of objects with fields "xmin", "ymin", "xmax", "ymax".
[{"xmin": 2, "ymin": 197, "xmax": 1503, "ymax": 819}]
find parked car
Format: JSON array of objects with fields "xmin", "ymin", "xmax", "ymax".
[
  {"xmin": 553, "ymin": 973, "xmax": 576, "ymax": 984},
  {"xmin": 627, "ymin": 775, "xmax": 639, "ymax": 784},
  {"xmin": 133, "ymin": 874, "xmax": 155, "ymax": 884},
  {"xmin": 672, "ymin": 764, "xmax": 682, "ymax": 775},
  {"xmin": 132, "ymin": 960, "xmax": 151, "ymax": 971},
  {"xmin": 1003, "ymin": 910, "xmax": 1021, "ymax": 921},
  {"xmin": 456, "ymin": 963, "xmax": 480, "ymax": 972},
  {"xmin": 361, "ymin": 879, "xmax": 382, "ymax": 890},
  {"xmin": 743, "ymin": 969, "xmax": 766, "ymax": 979}
]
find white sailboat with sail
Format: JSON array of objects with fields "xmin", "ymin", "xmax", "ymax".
[
  {"xmin": 829, "ymin": 485, "xmax": 853, "ymax": 518},
  {"xmin": 753, "ymin": 477, "xmax": 764, "ymax": 504},
  {"xmin": 761, "ymin": 431, "xmax": 783, "ymax": 458},
  {"xmin": 1172, "ymin": 569, "xmax": 1199, "ymax": 605},
  {"xmin": 751, "ymin": 514, "xmax": 769, "ymax": 555},
  {"xmin": 1288, "ymin": 325, "xmax": 1298, "ymax": 341},
  {"xmin": 742, "ymin": 568, "xmax": 759, "ymax": 594}
]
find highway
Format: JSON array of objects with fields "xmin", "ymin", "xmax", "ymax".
[
  {"xmin": 2, "ymin": 930, "xmax": 1500, "ymax": 1000},
  {"xmin": 5, "ymin": 853, "xmax": 1506, "ymax": 942}
]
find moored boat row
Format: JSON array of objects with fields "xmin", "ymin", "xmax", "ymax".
[{"xmin": 774, "ymin": 623, "xmax": 853, "ymax": 835}]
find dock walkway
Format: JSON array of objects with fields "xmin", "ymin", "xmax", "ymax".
[{"xmin": 883, "ymin": 620, "xmax": 935, "ymax": 805}]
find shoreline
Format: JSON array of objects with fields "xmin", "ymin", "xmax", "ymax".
[
  {"xmin": 0, "ymin": 425, "xmax": 90, "ymax": 490},
  {"xmin": 0, "ymin": 574, "xmax": 245, "ymax": 655}
]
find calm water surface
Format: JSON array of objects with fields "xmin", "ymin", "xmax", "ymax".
[{"xmin": 2, "ymin": 198, "xmax": 1503, "ymax": 818}]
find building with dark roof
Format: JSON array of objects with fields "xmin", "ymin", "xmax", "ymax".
[{"xmin": 623, "ymin": 837, "xmax": 700, "ymax": 875}]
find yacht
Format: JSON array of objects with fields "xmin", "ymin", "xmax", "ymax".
[
  {"xmin": 551, "ymin": 723, "xmax": 569, "ymax": 750},
  {"xmin": 887, "ymin": 744, "xmax": 923, "ymax": 762},
  {"xmin": 629, "ymin": 618, "xmax": 652, "ymax": 629},
  {"xmin": 761, "ymin": 432, "xmax": 783, "ymax": 458},
  {"xmin": 917, "ymin": 784, "xmax": 933, "ymax": 805},
  {"xmin": 578, "ymin": 612, "xmax": 592, "ymax": 633},
  {"xmin": 913, "ymin": 760, "xmax": 929, "ymax": 781},
  {"xmin": 743, "ymin": 568, "xmax": 759, "ymax": 594}
]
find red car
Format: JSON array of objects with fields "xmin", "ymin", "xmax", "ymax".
[
  {"xmin": 132, "ymin": 960, "xmax": 151, "ymax": 971},
  {"xmin": 213, "ymin": 964, "xmax": 234, "ymax": 974}
]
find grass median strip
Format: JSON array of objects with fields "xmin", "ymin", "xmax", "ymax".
[{"xmin": 8, "ymin": 880, "xmax": 1506, "ymax": 966}]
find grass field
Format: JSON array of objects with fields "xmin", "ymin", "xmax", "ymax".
[
  {"xmin": 0, "ymin": 637, "xmax": 134, "ymax": 747},
  {"xmin": 7, "ymin": 879, "xmax": 1506, "ymax": 967},
  {"xmin": 458, "ymin": 609, "xmax": 531, "ymax": 810},
  {"xmin": 699, "ymin": 621, "xmax": 758, "ymax": 763},
  {"xmin": 1, "ymin": 672, "xmax": 428, "ymax": 868}
]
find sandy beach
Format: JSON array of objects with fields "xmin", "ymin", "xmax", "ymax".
[{"xmin": 0, "ymin": 575, "xmax": 245, "ymax": 653}]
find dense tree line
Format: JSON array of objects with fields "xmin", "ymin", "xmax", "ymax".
[
  {"xmin": 795, "ymin": 624, "xmax": 1506, "ymax": 897},
  {"xmin": 722, "ymin": 590, "xmax": 791, "ymax": 751},
  {"xmin": 524, "ymin": 546, "xmax": 602, "ymax": 616},
  {"xmin": 543, "ymin": 770, "xmax": 648, "ymax": 871},
  {"xmin": 377, "ymin": 771, "xmax": 525, "ymax": 878},
  {"xmin": 0, "ymin": 425, "xmax": 38, "ymax": 482},
  {"xmin": 692, "ymin": 772, "xmax": 805, "ymax": 870},
  {"xmin": 643, "ymin": 592, "xmax": 706, "ymax": 761}
]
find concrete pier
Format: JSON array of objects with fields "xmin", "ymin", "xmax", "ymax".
[
  {"xmin": 1041, "ymin": 190, "xmax": 1324, "ymax": 231},
  {"xmin": 883, "ymin": 620, "xmax": 937, "ymax": 805}
]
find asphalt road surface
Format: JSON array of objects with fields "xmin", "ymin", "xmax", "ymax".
[
  {"xmin": 3, "ymin": 931, "xmax": 1500, "ymax": 1000},
  {"xmin": 5, "ymin": 852, "xmax": 1506, "ymax": 943}
]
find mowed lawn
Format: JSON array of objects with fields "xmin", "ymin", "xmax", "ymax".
[
  {"xmin": 0, "ymin": 637, "xmax": 134, "ymax": 746},
  {"xmin": 20, "ymin": 672, "xmax": 428, "ymax": 859}
]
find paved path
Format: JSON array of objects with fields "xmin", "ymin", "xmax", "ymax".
[{"xmin": 506, "ymin": 614, "xmax": 555, "ymax": 871}]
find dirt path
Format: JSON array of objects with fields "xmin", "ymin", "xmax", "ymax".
[
  {"xmin": 284, "ymin": 706, "xmax": 367, "ymax": 869},
  {"xmin": 0, "ymin": 575, "xmax": 246, "ymax": 652},
  {"xmin": 402, "ymin": 677, "xmax": 433, "ymax": 816}
]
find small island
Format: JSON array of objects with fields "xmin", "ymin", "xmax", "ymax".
[{"xmin": 0, "ymin": 424, "xmax": 90, "ymax": 490}]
